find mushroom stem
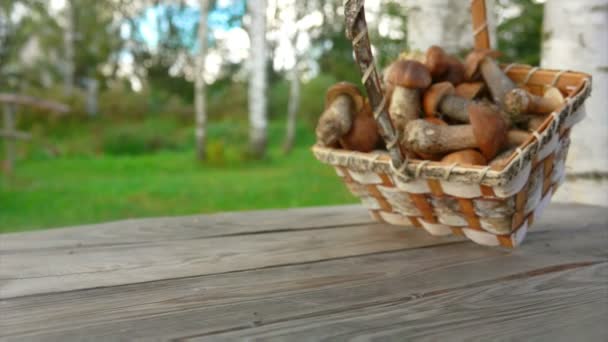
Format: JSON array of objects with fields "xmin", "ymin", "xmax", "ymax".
[
  {"xmin": 480, "ymin": 57, "xmax": 516, "ymax": 107},
  {"xmin": 507, "ymin": 129, "xmax": 531, "ymax": 147},
  {"xmin": 505, "ymin": 87, "xmax": 564, "ymax": 115},
  {"xmin": 403, "ymin": 120, "xmax": 478, "ymax": 155},
  {"xmin": 389, "ymin": 86, "xmax": 421, "ymax": 132},
  {"xmin": 528, "ymin": 115, "xmax": 548, "ymax": 131},
  {"xmin": 315, "ymin": 95, "xmax": 354, "ymax": 146},
  {"xmin": 438, "ymin": 95, "xmax": 470, "ymax": 122}
]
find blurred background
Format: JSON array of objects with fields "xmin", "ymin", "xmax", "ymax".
[{"xmin": 0, "ymin": 0, "xmax": 606, "ymax": 233}]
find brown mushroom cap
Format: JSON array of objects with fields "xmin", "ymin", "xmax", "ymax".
[
  {"xmin": 467, "ymin": 102, "xmax": 508, "ymax": 160},
  {"xmin": 423, "ymin": 82, "xmax": 455, "ymax": 117},
  {"xmin": 441, "ymin": 149, "xmax": 487, "ymax": 166},
  {"xmin": 440, "ymin": 55, "xmax": 466, "ymax": 85},
  {"xmin": 464, "ymin": 49, "xmax": 501, "ymax": 80},
  {"xmin": 384, "ymin": 59, "xmax": 432, "ymax": 90},
  {"xmin": 325, "ymin": 82, "xmax": 364, "ymax": 113},
  {"xmin": 455, "ymin": 82, "xmax": 485, "ymax": 100},
  {"xmin": 425, "ymin": 45, "xmax": 450, "ymax": 78},
  {"xmin": 339, "ymin": 100, "xmax": 380, "ymax": 152}
]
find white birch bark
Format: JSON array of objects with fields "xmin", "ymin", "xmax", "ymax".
[
  {"xmin": 542, "ymin": 0, "xmax": 608, "ymax": 205},
  {"xmin": 195, "ymin": 0, "xmax": 209, "ymax": 161},
  {"xmin": 283, "ymin": 62, "xmax": 300, "ymax": 153},
  {"xmin": 63, "ymin": 0, "xmax": 75, "ymax": 95},
  {"xmin": 406, "ymin": 0, "xmax": 497, "ymax": 54},
  {"xmin": 248, "ymin": 0, "xmax": 268, "ymax": 158}
]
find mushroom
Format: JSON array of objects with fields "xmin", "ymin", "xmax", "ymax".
[
  {"xmin": 384, "ymin": 60, "xmax": 432, "ymax": 132},
  {"xmin": 315, "ymin": 82, "xmax": 364, "ymax": 147},
  {"xmin": 415, "ymin": 117, "xmax": 449, "ymax": 161},
  {"xmin": 439, "ymin": 55, "xmax": 466, "ymax": 86},
  {"xmin": 465, "ymin": 49, "xmax": 514, "ymax": 107},
  {"xmin": 507, "ymin": 129, "xmax": 531, "ymax": 147},
  {"xmin": 398, "ymin": 50, "xmax": 426, "ymax": 63},
  {"xmin": 403, "ymin": 102, "xmax": 507, "ymax": 160},
  {"xmin": 423, "ymin": 82, "xmax": 469, "ymax": 122},
  {"xmin": 339, "ymin": 100, "xmax": 380, "ymax": 152},
  {"xmin": 528, "ymin": 114, "xmax": 549, "ymax": 131},
  {"xmin": 455, "ymin": 82, "xmax": 485, "ymax": 100},
  {"xmin": 490, "ymin": 147, "xmax": 516, "ymax": 170},
  {"xmin": 425, "ymin": 45, "xmax": 450, "ymax": 79},
  {"xmin": 441, "ymin": 149, "xmax": 487, "ymax": 166},
  {"xmin": 505, "ymin": 87, "xmax": 565, "ymax": 116}
]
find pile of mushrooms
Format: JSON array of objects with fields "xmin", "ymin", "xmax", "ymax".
[{"xmin": 316, "ymin": 45, "xmax": 565, "ymax": 169}]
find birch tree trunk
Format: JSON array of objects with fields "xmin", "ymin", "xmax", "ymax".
[
  {"xmin": 406, "ymin": 0, "xmax": 496, "ymax": 54},
  {"xmin": 63, "ymin": 0, "xmax": 75, "ymax": 95},
  {"xmin": 195, "ymin": 0, "xmax": 210, "ymax": 161},
  {"xmin": 283, "ymin": 50, "xmax": 300, "ymax": 153},
  {"xmin": 542, "ymin": 0, "xmax": 608, "ymax": 205},
  {"xmin": 248, "ymin": 0, "xmax": 268, "ymax": 159}
]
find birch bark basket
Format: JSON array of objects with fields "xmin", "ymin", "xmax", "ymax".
[{"xmin": 542, "ymin": 0, "xmax": 608, "ymax": 205}]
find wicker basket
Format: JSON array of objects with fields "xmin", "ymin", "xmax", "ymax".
[{"xmin": 312, "ymin": 0, "xmax": 592, "ymax": 247}]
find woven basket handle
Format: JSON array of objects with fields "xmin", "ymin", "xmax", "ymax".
[
  {"xmin": 343, "ymin": 0, "xmax": 490, "ymax": 167},
  {"xmin": 471, "ymin": 0, "xmax": 491, "ymax": 50}
]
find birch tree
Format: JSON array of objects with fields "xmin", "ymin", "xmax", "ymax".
[
  {"xmin": 542, "ymin": 0, "xmax": 608, "ymax": 205},
  {"xmin": 195, "ymin": 0, "xmax": 210, "ymax": 161},
  {"xmin": 63, "ymin": 0, "xmax": 75, "ymax": 95},
  {"xmin": 282, "ymin": 2, "xmax": 301, "ymax": 153},
  {"xmin": 248, "ymin": 0, "xmax": 268, "ymax": 158},
  {"xmin": 406, "ymin": 0, "xmax": 496, "ymax": 54},
  {"xmin": 283, "ymin": 61, "xmax": 300, "ymax": 153}
]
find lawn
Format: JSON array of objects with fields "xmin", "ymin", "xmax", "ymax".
[{"xmin": 0, "ymin": 118, "xmax": 357, "ymax": 233}]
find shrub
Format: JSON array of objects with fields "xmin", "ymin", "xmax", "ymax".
[
  {"xmin": 299, "ymin": 74, "xmax": 338, "ymax": 125},
  {"xmin": 101, "ymin": 124, "xmax": 182, "ymax": 156}
]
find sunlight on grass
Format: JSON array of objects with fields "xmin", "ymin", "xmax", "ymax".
[{"xmin": 0, "ymin": 140, "xmax": 357, "ymax": 233}]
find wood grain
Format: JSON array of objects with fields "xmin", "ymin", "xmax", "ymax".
[
  {"xmin": 1, "ymin": 204, "xmax": 606, "ymax": 340},
  {"xmin": 0, "ymin": 223, "xmax": 461, "ymax": 299},
  {"xmin": 0, "ymin": 205, "xmax": 372, "ymax": 252},
  {"xmin": 1, "ymin": 218, "xmax": 605, "ymax": 340},
  {"xmin": 188, "ymin": 263, "xmax": 608, "ymax": 341}
]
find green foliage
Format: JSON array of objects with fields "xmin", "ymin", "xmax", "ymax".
[
  {"xmin": 497, "ymin": 0, "xmax": 544, "ymax": 65},
  {"xmin": 101, "ymin": 127, "xmax": 180, "ymax": 156},
  {"xmin": 299, "ymin": 74, "xmax": 338, "ymax": 125},
  {"xmin": 268, "ymin": 79, "xmax": 289, "ymax": 119},
  {"xmin": 207, "ymin": 81, "xmax": 249, "ymax": 120},
  {"xmin": 0, "ymin": 121, "xmax": 353, "ymax": 233}
]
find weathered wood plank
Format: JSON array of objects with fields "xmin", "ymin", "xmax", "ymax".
[
  {"xmin": 0, "ymin": 223, "xmax": 461, "ymax": 299},
  {"xmin": 188, "ymin": 263, "xmax": 608, "ymax": 341},
  {"xmin": 2, "ymin": 203, "xmax": 605, "ymax": 300},
  {"xmin": 0, "ymin": 205, "xmax": 372, "ymax": 251},
  {"xmin": 1, "ymin": 221, "xmax": 605, "ymax": 341}
]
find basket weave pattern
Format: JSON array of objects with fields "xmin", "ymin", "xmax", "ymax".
[{"xmin": 313, "ymin": 64, "xmax": 591, "ymax": 247}]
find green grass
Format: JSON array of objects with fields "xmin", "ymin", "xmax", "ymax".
[{"xmin": 0, "ymin": 118, "xmax": 357, "ymax": 233}]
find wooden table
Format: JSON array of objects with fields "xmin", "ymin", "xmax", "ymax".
[{"xmin": 1, "ymin": 203, "xmax": 607, "ymax": 341}]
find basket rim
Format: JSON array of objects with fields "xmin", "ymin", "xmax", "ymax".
[{"xmin": 312, "ymin": 65, "xmax": 592, "ymax": 188}]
